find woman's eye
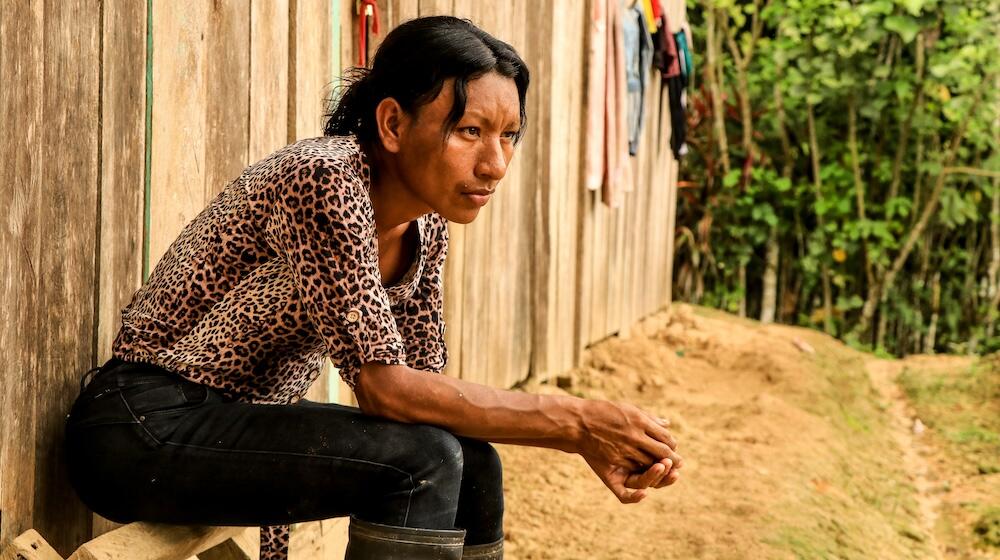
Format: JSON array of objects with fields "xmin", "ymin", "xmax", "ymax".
[
  {"xmin": 462, "ymin": 127, "xmax": 480, "ymax": 136},
  {"xmin": 502, "ymin": 130, "xmax": 519, "ymax": 141}
]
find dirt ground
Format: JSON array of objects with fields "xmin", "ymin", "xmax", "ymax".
[{"xmin": 498, "ymin": 304, "xmax": 999, "ymax": 560}]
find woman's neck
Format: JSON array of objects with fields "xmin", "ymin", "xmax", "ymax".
[{"xmin": 366, "ymin": 146, "xmax": 428, "ymax": 248}]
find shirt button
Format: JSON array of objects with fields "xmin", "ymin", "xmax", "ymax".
[{"xmin": 346, "ymin": 309, "xmax": 362, "ymax": 323}]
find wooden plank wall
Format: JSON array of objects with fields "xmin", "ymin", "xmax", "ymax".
[
  {"xmin": 342, "ymin": 0, "xmax": 685, "ymax": 385},
  {"xmin": 0, "ymin": 0, "xmax": 338, "ymax": 555},
  {"xmin": 1, "ymin": 1, "xmax": 682, "ymax": 557}
]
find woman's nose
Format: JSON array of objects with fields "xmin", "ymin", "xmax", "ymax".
[{"xmin": 475, "ymin": 138, "xmax": 507, "ymax": 181}]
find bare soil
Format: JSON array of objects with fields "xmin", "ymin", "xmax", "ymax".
[{"xmin": 498, "ymin": 304, "xmax": 998, "ymax": 559}]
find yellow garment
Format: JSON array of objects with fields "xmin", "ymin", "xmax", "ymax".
[{"xmin": 641, "ymin": 0, "xmax": 658, "ymax": 33}]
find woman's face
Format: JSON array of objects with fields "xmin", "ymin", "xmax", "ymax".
[{"xmin": 392, "ymin": 72, "xmax": 522, "ymax": 224}]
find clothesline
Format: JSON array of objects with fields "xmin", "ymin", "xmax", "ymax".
[{"xmin": 585, "ymin": 0, "xmax": 694, "ymax": 209}]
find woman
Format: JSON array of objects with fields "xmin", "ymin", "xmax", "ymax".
[{"xmin": 64, "ymin": 16, "xmax": 682, "ymax": 560}]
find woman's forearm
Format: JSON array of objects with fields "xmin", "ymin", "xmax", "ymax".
[{"xmin": 356, "ymin": 362, "xmax": 588, "ymax": 453}]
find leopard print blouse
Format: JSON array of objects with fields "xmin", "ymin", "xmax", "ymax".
[{"xmin": 110, "ymin": 134, "xmax": 449, "ymax": 559}]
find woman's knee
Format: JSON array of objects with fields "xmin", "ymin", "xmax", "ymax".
[
  {"xmin": 459, "ymin": 438, "xmax": 503, "ymax": 484},
  {"xmin": 404, "ymin": 424, "xmax": 465, "ymax": 483}
]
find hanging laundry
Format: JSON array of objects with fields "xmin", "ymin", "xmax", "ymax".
[
  {"xmin": 652, "ymin": 14, "xmax": 688, "ymax": 159},
  {"xmin": 584, "ymin": 0, "xmax": 608, "ymax": 192},
  {"xmin": 624, "ymin": 3, "xmax": 653, "ymax": 156},
  {"xmin": 651, "ymin": 13, "xmax": 680, "ymax": 80},
  {"xmin": 640, "ymin": 0, "xmax": 658, "ymax": 33},
  {"xmin": 601, "ymin": 0, "xmax": 630, "ymax": 208},
  {"xmin": 674, "ymin": 29, "xmax": 693, "ymax": 79},
  {"xmin": 650, "ymin": 0, "xmax": 663, "ymax": 21}
]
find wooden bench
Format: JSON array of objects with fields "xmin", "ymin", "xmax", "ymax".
[
  {"xmin": 2, "ymin": 518, "xmax": 348, "ymax": 560},
  {"xmin": 2, "ymin": 524, "xmax": 256, "ymax": 560}
]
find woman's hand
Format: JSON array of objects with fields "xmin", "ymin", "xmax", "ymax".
[
  {"xmin": 578, "ymin": 400, "xmax": 683, "ymax": 502},
  {"xmin": 585, "ymin": 455, "xmax": 680, "ymax": 503}
]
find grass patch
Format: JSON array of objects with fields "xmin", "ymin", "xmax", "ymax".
[
  {"xmin": 898, "ymin": 355, "xmax": 1000, "ymax": 474},
  {"xmin": 898, "ymin": 353, "xmax": 1000, "ymax": 552}
]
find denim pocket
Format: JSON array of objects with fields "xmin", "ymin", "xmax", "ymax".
[{"xmin": 119, "ymin": 379, "xmax": 214, "ymax": 444}]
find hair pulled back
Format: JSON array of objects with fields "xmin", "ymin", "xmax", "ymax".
[{"xmin": 323, "ymin": 16, "xmax": 529, "ymax": 146}]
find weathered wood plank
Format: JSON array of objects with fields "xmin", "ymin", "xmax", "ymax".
[
  {"xmin": 0, "ymin": 530, "xmax": 64, "ymax": 560},
  {"xmin": 507, "ymin": 0, "xmax": 533, "ymax": 385},
  {"xmin": 450, "ymin": 0, "xmax": 487, "ymax": 385},
  {"xmin": 150, "ymin": 1, "xmax": 209, "ymax": 263},
  {"xmin": 67, "ymin": 523, "xmax": 242, "ymax": 560},
  {"xmin": 197, "ymin": 527, "xmax": 259, "ymax": 560},
  {"xmin": 290, "ymin": 0, "xmax": 332, "ymax": 141},
  {"xmin": 92, "ymin": 0, "xmax": 148, "ymax": 540},
  {"xmin": 0, "ymin": 0, "xmax": 43, "ymax": 551},
  {"xmin": 205, "ymin": 0, "xmax": 250, "ymax": 200},
  {"xmin": 418, "ymin": 0, "xmax": 453, "ymax": 16},
  {"xmin": 288, "ymin": 518, "xmax": 348, "ymax": 560},
  {"xmin": 249, "ymin": 0, "xmax": 289, "ymax": 162},
  {"xmin": 36, "ymin": 0, "xmax": 101, "ymax": 554},
  {"xmin": 391, "ymin": 0, "xmax": 419, "ymax": 26}
]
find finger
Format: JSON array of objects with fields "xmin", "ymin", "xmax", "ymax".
[
  {"xmin": 644, "ymin": 411, "xmax": 671, "ymax": 428},
  {"xmin": 638, "ymin": 439, "xmax": 682, "ymax": 468},
  {"xmin": 644, "ymin": 417, "xmax": 678, "ymax": 450},
  {"xmin": 652, "ymin": 458, "xmax": 673, "ymax": 487},
  {"xmin": 655, "ymin": 459, "xmax": 681, "ymax": 488},
  {"xmin": 615, "ymin": 486, "xmax": 647, "ymax": 504},
  {"xmin": 656, "ymin": 468, "xmax": 681, "ymax": 488},
  {"xmin": 624, "ymin": 462, "xmax": 665, "ymax": 489}
]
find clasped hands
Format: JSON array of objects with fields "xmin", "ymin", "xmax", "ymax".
[{"xmin": 579, "ymin": 400, "xmax": 683, "ymax": 504}]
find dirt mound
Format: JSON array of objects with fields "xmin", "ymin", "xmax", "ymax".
[{"xmin": 500, "ymin": 304, "xmax": 948, "ymax": 559}]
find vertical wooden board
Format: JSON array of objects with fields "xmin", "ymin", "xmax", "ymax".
[
  {"xmin": 453, "ymin": 0, "xmax": 489, "ymax": 385},
  {"xmin": 250, "ymin": 0, "xmax": 290, "ymax": 162},
  {"xmin": 509, "ymin": 0, "xmax": 533, "ymax": 384},
  {"xmin": 391, "ymin": 0, "xmax": 419, "ymax": 26},
  {"xmin": 652, "ymin": 90, "xmax": 671, "ymax": 310},
  {"xmin": 338, "ymin": 0, "xmax": 354, "ymax": 77},
  {"xmin": 291, "ymin": 0, "xmax": 332, "ymax": 141},
  {"xmin": 442, "ymin": 223, "xmax": 466, "ymax": 380},
  {"xmin": 524, "ymin": 0, "xmax": 554, "ymax": 381},
  {"xmin": 590, "ymin": 184, "xmax": 607, "ymax": 342},
  {"xmin": 548, "ymin": 0, "xmax": 568, "ymax": 375},
  {"xmin": 664, "ymin": 154, "xmax": 679, "ymax": 307},
  {"xmin": 418, "ymin": 0, "xmax": 453, "ymax": 17},
  {"xmin": 93, "ymin": 0, "xmax": 147, "ymax": 540},
  {"xmin": 35, "ymin": 0, "xmax": 101, "ymax": 554},
  {"xmin": 205, "ymin": 0, "xmax": 250, "ymax": 199},
  {"xmin": 96, "ymin": 0, "xmax": 146, "ymax": 369},
  {"xmin": 0, "ymin": 0, "xmax": 43, "ymax": 551},
  {"xmin": 150, "ymin": 0, "xmax": 209, "ymax": 265},
  {"xmin": 638, "ymin": 80, "xmax": 658, "ymax": 314},
  {"xmin": 561, "ymin": 0, "xmax": 585, "ymax": 371},
  {"xmin": 470, "ymin": 0, "xmax": 509, "ymax": 387}
]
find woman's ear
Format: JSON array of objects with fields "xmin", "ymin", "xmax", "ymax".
[{"xmin": 375, "ymin": 97, "xmax": 407, "ymax": 154}]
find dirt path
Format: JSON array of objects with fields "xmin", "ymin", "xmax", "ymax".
[
  {"xmin": 500, "ymin": 304, "xmax": 946, "ymax": 559},
  {"xmin": 865, "ymin": 358, "xmax": 950, "ymax": 559}
]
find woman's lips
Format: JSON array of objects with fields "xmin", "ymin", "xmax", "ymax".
[{"xmin": 463, "ymin": 192, "xmax": 492, "ymax": 206}]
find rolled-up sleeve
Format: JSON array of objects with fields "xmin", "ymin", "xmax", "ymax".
[
  {"xmin": 263, "ymin": 157, "xmax": 407, "ymax": 388},
  {"xmin": 394, "ymin": 215, "xmax": 449, "ymax": 373}
]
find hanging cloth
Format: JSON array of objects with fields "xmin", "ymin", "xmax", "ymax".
[
  {"xmin": 625, "ymin": 4, "xmax": 654, "ymax": 156},
  {"xmin": 602, "ymin": 0, "xmax": 630, "ymax": 208},
  {"xmin": 640, "ymin": 0, "xmax": 658, "ymax": 33},
  {"xmin": 357, "ymin": 0, "xmax": 381, "ymax": 67},
  {"xmin": 584, "ymin": 0, "xmax": 608, "ymax": 192}
]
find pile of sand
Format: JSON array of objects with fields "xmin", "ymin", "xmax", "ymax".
[{"xmin": 498, "ymin": 304, "xmax": 951, "ymax": 559}]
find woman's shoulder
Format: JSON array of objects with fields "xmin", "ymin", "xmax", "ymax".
[{"xmin": 243, "ymin": 134, "xmax": 370, "ymax": 195}]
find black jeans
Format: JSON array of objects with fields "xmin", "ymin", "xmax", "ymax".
[{"xmin": 63, "ymin": 357, "xmax": 504, "ymax": 545}]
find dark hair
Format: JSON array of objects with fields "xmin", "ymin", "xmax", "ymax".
[{"xmin": 323, "ymin": 16, "xmax": 530, "ymax": 146}]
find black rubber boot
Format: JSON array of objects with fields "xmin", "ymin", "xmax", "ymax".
[
  {"xmin": 344, "ymin": 516, "xmax": 466, "ymax": 560},
  {"xmin": 462, "ymin": 537, "xmax": 504, "ymax": 559}
]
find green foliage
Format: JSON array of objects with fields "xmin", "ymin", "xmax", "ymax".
[{"xmin": 675, "ymin": 0, "xmax": 1000, "ymax": 355}]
